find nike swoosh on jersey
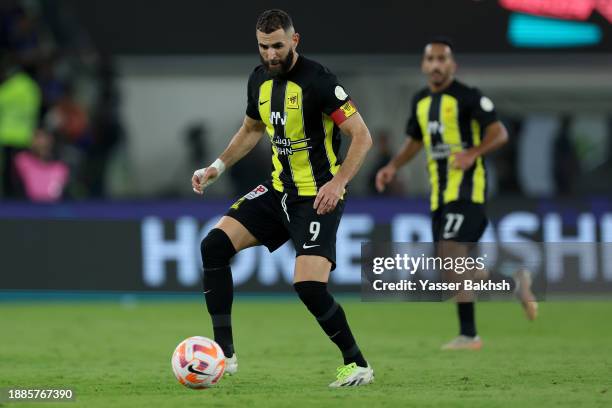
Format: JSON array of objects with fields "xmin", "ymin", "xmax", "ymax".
[{"xmin": 259, "ymin": 100, "xmax": 269, "ymax": 105}]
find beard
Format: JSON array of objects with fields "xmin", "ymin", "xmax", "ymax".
[
  {"xmin": 429, "ymin": 69, "xmax": 449, "ymax": 86},
  {"xmin": 261, "ymin": 48, "xmax": 295, "ymax": 78}
]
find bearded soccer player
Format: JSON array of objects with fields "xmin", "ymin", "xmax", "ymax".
[
  {"xmin": 192, "ymin": 10, "xmax": 374, "ymax": 386},
  {"xmin": 375, "ymin": 38, "xmax": 537, "ymax": 350}
]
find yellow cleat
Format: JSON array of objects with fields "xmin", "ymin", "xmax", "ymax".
[{"xmin": 328, "ymin": 363, "xmax": 374, "ymax": 388}]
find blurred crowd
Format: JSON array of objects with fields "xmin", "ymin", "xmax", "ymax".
[
  {"xmin": 0, "ymin": 0, "xmax": 122, "ymax": 202},
  {"xmin": 1, "ymin": 2, "xmax": 609, "ymax": 203}
]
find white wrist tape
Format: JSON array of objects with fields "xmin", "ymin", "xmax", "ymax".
[
  {"xmin": 194, "ymin": 158, "xmax": 226, "ymax": 190},
  {"xmin": 209, "ymin": 158, "xmax": 226, "ymax": 175}
]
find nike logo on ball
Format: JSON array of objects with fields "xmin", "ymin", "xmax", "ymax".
[
  {"xmin": 303, "ymin": 243, "xmax": 320, "ymax": 249},
  {"xmin": 187, "ymin": 364, "xmax": 212, "ymax": 376}
]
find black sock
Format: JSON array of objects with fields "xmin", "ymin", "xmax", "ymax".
[
  {"xmin": 201, "ymin": 229, "xmax": 236, "ymax": 357},
  {"xmin": 294, "ymin": 281, "xmax": 368, "ymax": 368},
  {"xmin": 457, "ymin": 302, "xmax": 477, "ymax": 337},
  {"xmin": 204, "ymin": 266, "xmax": 234, "ymax": 356}
]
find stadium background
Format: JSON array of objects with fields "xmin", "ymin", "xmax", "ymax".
[
  {"xmin": 1, "ymin": 1, "xmax": 611, "ymax": 407},
  {"xmin": 1, "ymin": 0, "xmax": 610, "ymax": 295}
]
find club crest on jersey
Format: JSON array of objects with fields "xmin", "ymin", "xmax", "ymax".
[
  {"xmin": 270, "ymin": 111, "xmax": 287, "ymax": 125},
  {"xmin": 286, "ymin": 93, "xmax": 299, "ymax": 109}
]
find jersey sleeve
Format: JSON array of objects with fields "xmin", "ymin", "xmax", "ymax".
[
  {"xmin": 405, "ymin": 95, "xmax": 423, "ymax": 140},
  {"xmin": 245, "ymin": 69, "xmax": 262, "ymax": 121},
  {"xmin": 470, "ymin": 87, "xmax": 498, "ymax": 129},
  {"xmin": 315, "ymin": 68, "xmax": 358, "ymax": 126}
]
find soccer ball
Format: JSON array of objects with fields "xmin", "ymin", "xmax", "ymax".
[{"xmin": 171, "ymin": 336, "xmax": 226, "ymax": 389}]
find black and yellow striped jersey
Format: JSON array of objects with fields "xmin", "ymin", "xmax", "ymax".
[
  {"xmin": 245, "ymin": 55, "xmax": 357, "ymax": 196},
  {"xmin": 406, "ymin": 80, "xmax": 498, "ymax": 211}
]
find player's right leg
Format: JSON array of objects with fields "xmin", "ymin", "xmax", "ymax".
[
  {"xmin": 437, "ymin": 239, "xmax": 483, "ymax": 350},
  {"xmin": 434, "ymin": 200, "xmax": 488, "ymax": 350},
  {"xmin": 201, "ymin": 216, "xmax": 258, "ymax": 374},
  {"xmin": 201, "ymin": 182, "xmax": 289, "ymax": 375}
]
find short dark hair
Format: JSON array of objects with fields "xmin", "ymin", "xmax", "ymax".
[
  {"xmin": 427, "ymin": 36, "xmax": 454, "ymax": 51},
  {"xmin": 256, "ymin": 9, "xmax": 293, "ymax": 34}
]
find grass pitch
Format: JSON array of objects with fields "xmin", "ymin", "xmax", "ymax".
[{"xmin": 1, "ymin": 299, "xmax": 611, "ymax": 407}]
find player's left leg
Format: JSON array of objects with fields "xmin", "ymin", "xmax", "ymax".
[
  {"xmin": 293, "ymin": 255, "xmax": 373, "ymax": 387},
  {"xmin": 514, "ymin": 268, "xmax": 538, "ymax": 320},
  {"xmin": 285, "ymin": 196, "xmax": 372, "ymax": 386}
]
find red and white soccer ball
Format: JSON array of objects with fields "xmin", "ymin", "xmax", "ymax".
[{"xmin": 171, "ymin": 336, "xmax": 226, "ymax": 389}]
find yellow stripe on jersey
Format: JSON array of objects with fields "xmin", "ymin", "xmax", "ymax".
[
  {"xmin": 285, "ymin": 81, "xmax": 317, "ymax": 195},
  {"xmin": 258, "ymin": 80, "xmax": 284, "ymax": 192},
  {"xmin": 258, "ymin": 80, "xmax": 273, "ymax": 133},
  {"xmin": 471, "ymin": 119, "xmax": 486, "ymax": 203},
  {"xmin": 440, "ymin": 94, "xmax": 464, "ymax": 204},
  {"xmin": 270, "ymin": 144, "xmax": 285, "ymax": 192},
  {"xmin": 323, "ymin": 114, "xmax": 340, "ymax": 176},
  {"xmin": 416, "ymin": 96, "xmax": 439, "ymax": 211}
]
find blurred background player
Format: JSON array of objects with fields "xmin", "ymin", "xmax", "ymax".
[
  {"xmin": 375, "ymin": 38, "xmax": 537, "ymax": 350},
  {"xmin": 192, "ymin": 10, "xmax": 374, "ymax": 387}
]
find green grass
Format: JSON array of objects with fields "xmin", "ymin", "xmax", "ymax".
[{"xmin": 1, "ymin": 300, "xmax": 611, "ymax": 407}]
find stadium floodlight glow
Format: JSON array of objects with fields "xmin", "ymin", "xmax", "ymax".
[
  {"xmin": 500, "ymin": 0, "xmax": 612, "ymax": 23},
  {"xmin": 508, "ymin": 13, "xmax": 602, "ymax": 47}
]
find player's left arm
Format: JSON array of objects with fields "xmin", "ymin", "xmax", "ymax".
[
  {"xmin": 313, "ymin": 112, "xmax": 372, "ymax": 215},
  {"xmin": 452, "ymin": 121, "xmax": 508, "ymax": 170},
  {"xmin": 452, "ymin": 91, "xmax": 508, "ymax": 170}
]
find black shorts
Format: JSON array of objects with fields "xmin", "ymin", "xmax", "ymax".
[
  {"xmin": 431, "ymin": 200, "xmax": 488, "ymax": 243},
  {"xmin": 226, "ymin": 181, "xmax": 343, "ymax": 270}
]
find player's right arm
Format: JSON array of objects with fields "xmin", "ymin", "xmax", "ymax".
[
  {"xmin": 375, "ymin": 93, "xmax": 424, "ymax": 193},
  {"xmin": 375, "ymin": 137, "xmax": 423, "ymax": 193},
  {"xmin": 191, "ymin": 116, "xmax": 265, "ymax": 195}
]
